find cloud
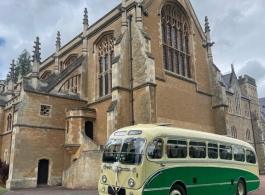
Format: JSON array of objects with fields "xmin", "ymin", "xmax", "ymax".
[
  {"xmin": 190, "ymin": 0, "xmax": 265, "ymax": 98},
  {"xmin": 237, "ymin": 60, "xmax": 265, "ymax": 82},
  {"xmin": 0, "ymin": 38, "xmax": 5, "ymax": 47},
  {"xmin": 237, "ymin": 60, "xmax": 265, "ymax": 98}
]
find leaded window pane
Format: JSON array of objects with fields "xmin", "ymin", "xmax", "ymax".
[
  {"xmin": 175, "ymin": 52, "xmax": 179, "ymax": 74},
  {"xmin": 169, "ymin": 50, "xmax": 173, "ymax": 71},
  {"xmin": 167, "ymin": 24, "xmax": 172, "ymax": 46},
  {"xmin": 173, "ymin": 27, "xmax": 177, "ymax": 49},
  {"xmin": 98, "ymin": 35, "xmax": 114, "ymax": 97},
  {"xmin": 161, "ymin": 4, "xmax": 191, "ymax": 79},
  {"xmin": 180, "ymin": 54, "xmax": 185, "ymax": 76},
  {"xmin": 163, "ymin": 47, "xmax": 167, "ymax": 70},
  {"xmin": 105, "ymin": 55, "xmax": 109, "ymax": 71},
  {"xmin": 105, "ymin": 74, "xmax": 109, "ymax": 95},
  {"xmin": 179, "ymin": 29, "xmax": 183, "ymax": 51},
  {"xmin": 99, "ymin": 57, "xmax": 103, "ymax": 73},
  {"xmin": 162, "ymin": 25, "xmax": 166, "ymax": 43},
  {"xmin": 99, "ymin": 76, "xmax": 103, "ymax": 97},
  {"xmin": 186, "ymin": 56, "xmax": 191, "ymax": 78},
  {"xmin": 185, "ymin": 37, "xmax": 189, "ymax": 54}
]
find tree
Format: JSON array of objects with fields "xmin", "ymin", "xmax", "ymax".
[{"xmin": 14, "ymin": 49, "xmax": 32, "ymax": 82}]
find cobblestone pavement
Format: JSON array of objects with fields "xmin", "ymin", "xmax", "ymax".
[{"xmin": 2, "ymin": 175, "xmax": 264, "ymax": 195}]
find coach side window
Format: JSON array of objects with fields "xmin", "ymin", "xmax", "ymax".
[
  {"xmin": 234, "ymin": 146, "xmax": 245, "ymax": 162},
  {"xmin": 147, "ymin": 138, "xmax": 163, "ymax": 159},
  {"xmin": 167, "ymin": 140, "xmax": 187, "ymax": 158},
  {"xmin": 246, "ymin": 150, "xmax": 256, "ymax": 164},
  {"xmin": 208, "ymin": 143, "xmax": 218, "ymax": 159},
  {"xmin": 220, "ymin": 144, "xmax": 232, "ymax": 160},
  {"xmin": 189, "ymin": 141, "xmax": 206, "ymax": 158}
]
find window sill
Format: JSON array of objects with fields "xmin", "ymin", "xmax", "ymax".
[{"xmin": 164, "ymin": 70, "xmax": 196, "ymax": 84}]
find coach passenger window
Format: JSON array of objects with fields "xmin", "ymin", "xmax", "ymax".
[
  {"xmin": 246, "ymin": 150, "xmax": 256, "ymax": 164},
  {"xmin": 167, "ymin": 140, "xmax": 187, "ymax": 158},
  {"xmin": 189, "ymin": 141, "xmax": 206, "ymax": 158},
  {"xmin": 147, "ymin": 138, "xmax": 163, "ymax": 159},
  {"xmin": 234, "ymin": 146, "xmax": 245, "ymax": 162},
  {"xmin": 219, "ymin": 145, "xmax": 232, "ymax": 160},
  {"xmin": 208, "ymin": 143, "xmax": 218, "ymax": 159}
]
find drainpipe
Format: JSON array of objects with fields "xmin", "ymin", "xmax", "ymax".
[
  {"xmin": 248, "ymin": 100, "xmax": 257, "ymax": 152},
  {"xmin": 128, "ymin": 14, "xmax": 135, "ymax": 126}
]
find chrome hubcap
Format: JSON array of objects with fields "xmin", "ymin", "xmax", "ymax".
[
  {"xmin": 238, "ymin": 183, "xmax": 244, "ymax": 195},
  {"xmin": 170, "ymin": 189, "xmax": 182, "ymax": 195}
]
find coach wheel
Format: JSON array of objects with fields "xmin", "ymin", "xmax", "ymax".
[
  {"xmin": 236, "ymin": 179, "xmax": 246, "ymax": 195},
  {"xmin": 170, "ymin": 184, "xmax": 185, "ymax": 195}
]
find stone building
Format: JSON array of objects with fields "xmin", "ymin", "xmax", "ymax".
[
  {"xmin": 0, "ymin": 0, "xmax": 264, "ymax": 189},
  {"xmin": 260, "ymin": 97, "xmax": 265, "ymax": 121}
]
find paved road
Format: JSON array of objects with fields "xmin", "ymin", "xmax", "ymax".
[
  {"xmin": 2, "ymin": 186, "xmax": 98, "ymax": 195},
  {"xmin": 2, "ymin": 175, "xmax": 264, "ymax": 195}
]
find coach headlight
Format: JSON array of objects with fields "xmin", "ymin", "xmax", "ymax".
[
  {"xmin": 102, "ymin": 175, "xmax": 107, "ymax": 183},
  {"xmin": 128, "ymin": 178, "xmax": 135, "ymax": 187}
]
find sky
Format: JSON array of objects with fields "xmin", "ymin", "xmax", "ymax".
[{"xmin": 0, "ymin": 0, "xmax": 264, "ymax": 97}]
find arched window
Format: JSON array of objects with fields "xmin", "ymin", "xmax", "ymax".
[
  {"xmin": 246, "ymin": 129, "xmax": 251, "ymax": 141},
  {"xmin": 40, "ymin": 70, "xmax": 52, "ymax": 80},
  {"xmin": 59, "ymin": 75, "xmax": 80, "ymax": 93},
  {"xmin": 161, "ymin": 4, "xmax": 191, "ymax": 78},
  {"xmin": 64, "ymin": 54, "xmax": 78, "ymax": 68},
  {"xmin": 85, "ymin": 121, "xmax": 94, "ymax": 140},
  {"xmin": 234, "ymin": 89, "xmax": 241, "ymax": 115},
  {"xmin": 7, "ymin": 114, "xmax": 12, "ymax": 132},
  {"xmin": 231, "ymin": 126, "xmax": 237, "ymax": 138},
  {"xmin": 97, "ymin": 34, "xmax": 114, "ymax": 97}
]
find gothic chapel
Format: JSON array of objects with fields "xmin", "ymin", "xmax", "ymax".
[{"xmin": 0, "ymin": 0, "xmax": 264, "ymax": 189}]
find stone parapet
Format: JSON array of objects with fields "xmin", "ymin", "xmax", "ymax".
[{"xmin": 62, "ymin": 150, "xmax": 103, "ymax": 189}]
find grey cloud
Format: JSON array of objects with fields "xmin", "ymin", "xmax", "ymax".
[{"xmin": 237, "ymin": 60, "xmax": 265, "ymax": 83}]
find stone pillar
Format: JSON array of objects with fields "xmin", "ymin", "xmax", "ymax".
[{"xmin": 31, "ymin": 37, "xmax": 41, "ymax": 89}]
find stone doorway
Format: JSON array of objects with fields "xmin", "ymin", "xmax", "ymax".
[{"xmin": 37, "ymin": 159, "xmax": 49, "ymax": 185}]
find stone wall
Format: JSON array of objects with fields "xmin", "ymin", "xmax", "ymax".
[{"xmin": 62, "ymin": 150, "xmax": 102, "ymax": 189}]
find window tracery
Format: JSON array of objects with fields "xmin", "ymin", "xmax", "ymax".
[
  {"xmin": 244, "ymin": 103, "xmax": 250, "ymax": 117},
  {"xmin": 246, "ymin": 129, "xmax": 251, "ymax": 141},
  {"xmin": 7, "ymin": 114, "xmax": 12, "ymax": 132},
  {"xmin": 40, "ymin": 70, "xmax": 52, "ymax": 80},
  {"xmin": 59, "ymin": 75, "xmax": 80, "ymax": 93},
  {"xmin": 231, "ymin": 126, "xmax": 237, "ymax": 138},
  {"xmin": 97, "ymin": 34, "xmax": 114, "ymax": 97},
  {"xmin": 227, "ymin": 98, "xmax": 232, "ymax": 113},
  {"xmin": 64, "ymin": 54, "xmax": 77, "ymax": 68},
  {"xmin": 161, "ymin": 4, "xmax": 191, "ymax": 78}
]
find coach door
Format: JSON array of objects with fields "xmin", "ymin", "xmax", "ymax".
[{"xmin": 37, "ymin": 159, "xmax": 49, "ymax": 185}]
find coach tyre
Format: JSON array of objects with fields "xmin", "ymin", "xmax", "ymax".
[
  {"xmin": 237, "ymin": 179, "xmax": 246, "ymax": 195},
  {"xmin": 170, "ymin": 184, "xmax": 186, "ymax": 195}
]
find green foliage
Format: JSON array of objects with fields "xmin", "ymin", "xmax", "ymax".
[
  {"xmin": 0, "ymin": 159, "xmax": 9, "ymax": 184},
  {"xmin": 14, "ymin": 49, "xmax": 32, "ymax": 82}
]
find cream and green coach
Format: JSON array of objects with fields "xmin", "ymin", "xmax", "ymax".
[{"xmin": 98, "ymin": 124, "xmax": 260, "ymax": 195}]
